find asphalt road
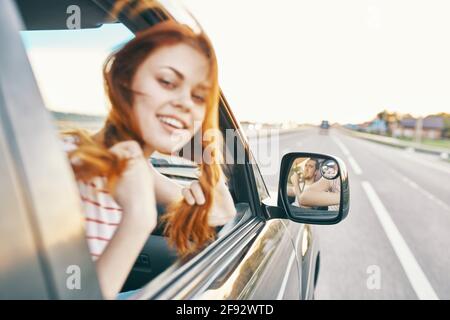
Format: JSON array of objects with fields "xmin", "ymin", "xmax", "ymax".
[{"xmin": 249, "ymin": 127, "xmax": 450, "ymax": 300}]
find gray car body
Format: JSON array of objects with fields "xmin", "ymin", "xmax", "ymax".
[{"xmin": 0, "ymin": 0, "xmax": 320, "ymax": 299}]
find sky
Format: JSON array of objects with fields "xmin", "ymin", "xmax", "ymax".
[
  {"xmin": 182, "ymin": 0, "xmax": 450, "ymax": 124},
  {"xmin": 22, "ymin": 0, "xmax": 450, "ymax": 125},
  {"xmin": 21, "ymin": 25, "xmax": 134, "ymax": 116}
]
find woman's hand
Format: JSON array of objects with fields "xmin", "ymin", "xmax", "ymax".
[
  {"xmin": 149, "ymin": 164, "xmax": 236, "ymax": 227},
  {"xmin": 182, "ymin": 175, "xmax": 236, "ymax": 227},
  {"xmin": 95, "ymin": 140, "xmax": 157, "ymax": 299},
  {"xmin": 109, "ymin": 141, "xmax": 157, "ymax": 231}
]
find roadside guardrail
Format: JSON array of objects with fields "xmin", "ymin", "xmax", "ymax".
[{"xmin": 338, "ymin": 126, "xmax": 450, "ymax": 160}]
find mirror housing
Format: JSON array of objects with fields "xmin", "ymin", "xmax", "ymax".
[{"xmin": 275, "ymin": 152, "xmax": 350, "ymax": 225}]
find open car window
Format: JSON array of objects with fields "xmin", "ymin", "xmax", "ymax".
[
  {"xmin": 18, "ymin": 5, "xmax": 255, "ymax": 295},
  {"xmin": 20, "ymin": 21, "xmax": 198, "ymax": 180}
]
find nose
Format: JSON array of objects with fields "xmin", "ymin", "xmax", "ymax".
[{"xmin": 172, "ymin": 89, "xmax": 194, "ymax": 112}]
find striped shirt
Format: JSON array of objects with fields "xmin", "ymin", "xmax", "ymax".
[{"xmin": 62, "ymin": 136, "xmax": 122, "ymax": 261}]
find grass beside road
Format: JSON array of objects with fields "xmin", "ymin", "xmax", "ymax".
[
  {"xmin": 398, "ymin": 137, "xmax": 450, "ymax": 150},
  {"xmin": 340, "ymin": 128, "xmax": 450, "ymax": 158}
]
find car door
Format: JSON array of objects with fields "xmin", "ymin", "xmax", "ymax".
[
  {"xmin": 251, "ymin": 138, "xmax": 319, "ymax": 300},
  {"xmin": 249, "ymin": 145, "xmax": 306, "ymax": 300}
]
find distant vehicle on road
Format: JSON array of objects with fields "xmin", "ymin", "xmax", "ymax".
[{"xmin": 320, "ymin": 120, "xmax": 330, "ymax": 134}]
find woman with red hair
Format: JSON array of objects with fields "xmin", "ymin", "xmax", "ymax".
[{"xmin": 63, "ymin": 20, "xmax": 236, "ymax": 299}]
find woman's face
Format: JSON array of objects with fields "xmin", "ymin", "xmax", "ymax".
[{"xmin": 131, "ymin": 43, "xmax": 211, "ymax": 155}]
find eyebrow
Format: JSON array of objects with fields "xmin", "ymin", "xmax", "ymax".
[
  {"xmin": 161, "ymin": 66, "xmax": 184, "ymax": 80},
  {"xmin": 161, "ymin": 66, "xmax": 211, "ymax": 90}
]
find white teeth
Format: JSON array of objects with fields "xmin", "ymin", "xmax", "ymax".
[{"xmin": 157, "ymin": 116, "xmax": 185, "ymax": 129}]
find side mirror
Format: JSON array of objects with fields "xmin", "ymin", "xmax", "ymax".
[{"xmin": 277, "ymin": 152, "xmax": 350, "ymax": 225}]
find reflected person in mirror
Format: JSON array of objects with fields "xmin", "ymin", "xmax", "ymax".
[
  {"xmin": 288, "ymin": 158, "xmax": 320, "ymax": 207},
  {"xmin": 298, "ymin": 175, "xmax": 341, "ymax": 211}
]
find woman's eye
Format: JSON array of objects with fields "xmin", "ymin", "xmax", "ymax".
[
  {"xmin": 192, "ymin": 94, "xmax": 205, "ymax": 104},
  {"xmin": 159, "ymin": 78, "xmax": 176, "ymax": 89}
]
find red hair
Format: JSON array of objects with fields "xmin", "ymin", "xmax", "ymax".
[{"xmin": 67, "ymin": 20, "xmax": 222, "ymax": 257}]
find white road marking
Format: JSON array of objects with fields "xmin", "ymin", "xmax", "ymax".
[
  {"xmin": 399, "ymin": 152, "xmax": 450, "ymax": 176},
  {"xmin": 347, "ymin": 156, "xmax": 363, "ymax": 175},
  {"xmin": 332, "ymin": 136, "xmax": 363, "ymax": 175},
  {"xmin": 361, "ymin": 181, "xmax": 439, "ymax": 300},
  {"xmin": 351, "ymin": 134, "xmax": 450, "ymax": 176},
  {"xmin": 276, "ymin": 251, "xmax": 296, "ymax": 300},
  {"xmin": 387, "ymin": 168, "xmax": 450, "ymax": 213},
  {"xmin": 332, "ymin": 136, "xmax": 350, "ymax": 156}
]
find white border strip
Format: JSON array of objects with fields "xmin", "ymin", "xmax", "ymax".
[{"xmin": 361, "ymin": 181, "xmax": 439, "ymax": 300}]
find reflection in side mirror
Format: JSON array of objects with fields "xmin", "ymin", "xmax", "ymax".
[
  {"xmin": 287, "ymin": 156, "xmax": 340, "ymax": 213},
  {"xmin": 279, "ymin": 152, "xmax": 349, "ymax": 225},
  {"xmin": 320, "ymin": 159, "xmax": 339, "ymax": 180}
]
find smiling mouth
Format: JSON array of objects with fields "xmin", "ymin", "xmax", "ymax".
[{"xmin": 157, "ymin": 115, "xmax": 187, "ymax": 130}]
